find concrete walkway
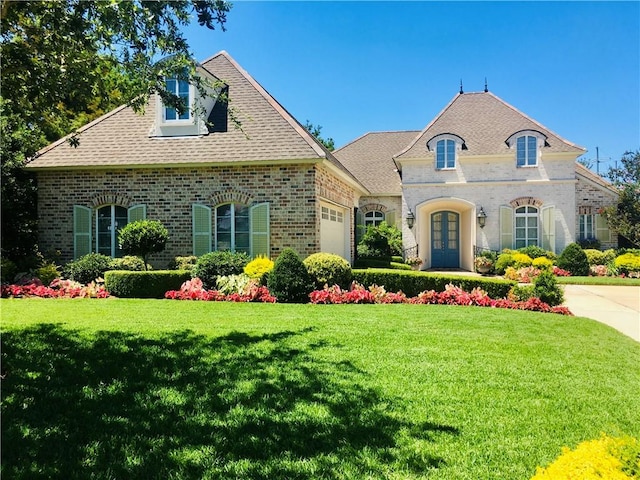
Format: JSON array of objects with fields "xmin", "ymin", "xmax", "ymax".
[{"xmin": 562, "ymin": 285, "xmax": 640, "ymax": 342}]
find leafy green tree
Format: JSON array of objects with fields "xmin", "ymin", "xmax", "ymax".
[
  {"xmin": 601, "ymin": 150, "xmax": 640, "ymax": 247},
  {"xmin": 1, "ymin": 0, "xmax": 231, "ymax": 260},
  {"xmin": 304, "ymin": 120, "xmax": 335, "ymax": 151},
  {"xmin": 118, "ymin": 220, "xmax": 169, "ymax": 270}
]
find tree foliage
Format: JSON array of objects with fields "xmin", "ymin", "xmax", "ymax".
[
  {"xmin": 1, "ymin": 0, "xmax": 231, "ymax": 260},
  {"xmin": 601, "ymin": 150, "xmax": 640, "ymax": 247},
  {"xmin": 304, "ymin": 120, "xmax": 335, "ymax": 151},
  {"xmin": 118, "ymin": 220, "xmax": 169, "ymax": 270}
]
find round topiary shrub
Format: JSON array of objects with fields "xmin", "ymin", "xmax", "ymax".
[
  {"xmin": 495, "ymin": 253, "xmax": 515, "ymax": 275},
  {"xmin": 518, "ymin": 245, "xmax": 553, "ymax": 260},
  {"xmin": 303, "ymin": 252, "xmax": 353, "ymax": 289},
  {"xmin": 557, "ymin": 243, "xmax": 589, "ymax": 276},
  {"xmin": 614, "ymin": 252, "xmax": 640, "ymax": 275},
  {"xmin": 244, "ymin": 255, "xmax": 274, "ymax": 283},
  {"xmin": 193, "ymin": 250, "xmax": 251, "ymax": 289},
  {"xmin": 63, "ymin": 253, "xmax": 113, "ymax": 284},
  {"xmin": 267, "ymin": 248, "xmax": 314, "ymax": 303},
  {"xmin": 118, "ymin": 220, "xmax": 169, "ymax": 269},
  {"xmin": 531, "ymin": 256, "xmax": 553, "ymax": 270}
]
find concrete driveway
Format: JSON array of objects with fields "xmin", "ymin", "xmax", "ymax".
[{"xmin": 562, "ymin": 284, "xmax": 640, "ymax": 342}]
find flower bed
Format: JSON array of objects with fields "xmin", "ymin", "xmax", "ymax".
[
  {"xmin": 310, "ymin": 282, "xmax": 572, "ymax": 315},
  {"xmin": 165, "ymin": 277, "xmax": 276, "ymax": 303},
  {"xmin": 1, "ymin": 279, "xmax": 109, "ymax": 298}
]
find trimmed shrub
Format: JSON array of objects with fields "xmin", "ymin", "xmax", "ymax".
[
  {"xmin": 193, "ymin": 251, "xmax": 251, "ymax": 289},
  {"xmin": 512, "ymin": 253, "xmax": 533, "ymax": 268},
  {"xmin": 35, "ymin": 262, "xmax": 61, "ymax": 286},
  {"xmin": 532, "ymin": 256, "xmax": 553, "ymax": 270},
  {"xmin": 63, "ymin": 253, "xmax": 113, "ymax": 284},
  {"xmin": 614, "ymin": 252, "xmax": 640, "ymax": 274},
  {"xmin": 105, "ymin": 270, "xmax": 191, "ymax": 298},
  {"xmin": 267, "ymin": 248, "xmax": 314, "ymax": 303},
  {"xmin": 353, "ymin": 258, "xmax": 391, "ymax": 269},
  {"xmin": 352, "ymin": 269, "xmax": 515, "ymax": 299},
  {"xmin": 531, "ymin": 433, "xmax": 640, "ymax": 480},
  {"xmin": 509, "ymin": 284, "xmax": 536, "ymax": 302},
  {"xmin": 357, "ymin": 224, "xmax": 392, "ymax": 260},
  {"xmin": 495, "ymin": 253, "xmax": 515, "ymax": 275},
  {"xmin": 518, "ymin": 245, "xmax": 554, "ymax": 260},
  {"xmin": 169, "ymin": 256, "xmax": 198, "ymax": 272},
  {"xmin": 109, "ymin": 255, "xmax": 147, "ymax": 271},
  {"xmin": 118, "ymin": 220, "xmax": 169, "ymax": 268},
  {"xmin": 390, "ymin": 262, "xmax": 412, "ymax": 271},
  {"xmin": 533, "ymin": 270, "xmax": 564, "ymax": 306},
  {"xmin": 557, "ymin": 243, "xmax": 589, "ymax": 276},
  {"xmin": 303, "ymin": 252, "xmax": 353, "ymax": 289},
  {"xmin": 244, "ymin": 255, "xmax": 274, "ymax": 282}
]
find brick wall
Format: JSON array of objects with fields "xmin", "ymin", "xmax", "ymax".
[
  {"xmin": 575, "ymin": 175, "xmax": 618, "ymax": 249},
  {"xmin": 37, "ymin": 162, "xmax": 356, "ymax": 267}
]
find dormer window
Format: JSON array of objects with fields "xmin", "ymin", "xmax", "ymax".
[
  {"xmin": 517, "ymin": 135, "xmax": 537, "ymax": 166},
  {"xmin": 427, "ymin": 134, "xmax": 465, "ymax": 170},
  {"xmin": 164, "ymin": 77, "xmax": 191, "ymax": 121},
  {"xmin": 506, "ymin": 130, "xmax": 547, "ymax": 167}
]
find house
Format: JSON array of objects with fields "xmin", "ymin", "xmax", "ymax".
[
  {"xmin": 27, "ymin": 51, "xmax": 368, "ymax": 267},
  {"xmin": 27, "ymin": 51, "xmax": 618, "ymax": 270},
  {"xmin": 334, "ymin": 90, "xmax": 619, "ymax": 270}
]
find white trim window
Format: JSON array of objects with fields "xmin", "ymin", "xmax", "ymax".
[
  {"xmin": 164, "ymin": 76, "xmax": 191, "ymax": 121},
  {"xmin": 216, "ymin": 203, "xmax": 250, "ymax": 254},
  {"xmin": 364, "ymin": 211, "xmax": 384, "ymax": 227},
  {"xmin": 516, "ymin": 135, "xmax": 537, "ymax": 167},
  {"xmin": 579, "ymin": 214, "xmax": 596, "ymax": 241},
  {"xmin": 436, "ymin": 139, "xmax": 456, "ymax": 169},
  {"xmin": 515, "ymin": 205, "xmax": 539, "ymax": 248}
]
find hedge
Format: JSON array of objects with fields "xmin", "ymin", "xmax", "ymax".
[
  {"xmin": 352, "ymin": 269, "xmax": 515, "ymax": 299},
  {"xmin": 105, "ymin": 270, "xmax": 192, "ymax": 298}
]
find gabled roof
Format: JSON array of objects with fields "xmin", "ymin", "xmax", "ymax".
[
  {"xmin": 575, "ymin": 162, "xmax": 619, "ymax": 195},
  {"xmin": 27, "ymin": 51, "xmax": 363, "ymax": 189},
  {"xmin": 333, "ymin": 131, "xmax": 420, "ymax": 195},
  {"xmin": 395, "ymin": 91, "xmax": 586, "ymax": 161}
]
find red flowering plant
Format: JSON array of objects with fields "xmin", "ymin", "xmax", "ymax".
[
  {"xmin": 164, "ymin": 277, "xmax": 276, "ymax": 303},
  {"xmin": 1, "ymin": 278, "xmax": 109, "ymax": 298},
  {"xmin": 552, "ymin": 266, "xmax": 572, "ymax": 277}
]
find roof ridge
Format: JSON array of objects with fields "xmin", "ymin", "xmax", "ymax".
[
  {"xmin": 575, "ymin": 161, "xmax": 618, "ymax": 194},
  {"xmin": 31, "ymin": 103, "xmax": 130, "ymax": 161},
  {"xmin": 215, "ymin": 51, "xmax": 327, "ymax": 159},
  {"xmin": 486, "ymin": 91, "xmax": 586, "ymax": 152}
]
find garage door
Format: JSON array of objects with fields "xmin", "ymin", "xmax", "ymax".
[{"xmin": 320, "ymin": 203, "xmax": 347, "ymax": 259}]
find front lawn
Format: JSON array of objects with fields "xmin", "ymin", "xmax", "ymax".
[
  {"xmin": 556, "ymin": 275, "xmax": 640, "ymax": 286},
  {"xmin": 2, "ymin": 299, "xmax": 639, "ymax": 479}
]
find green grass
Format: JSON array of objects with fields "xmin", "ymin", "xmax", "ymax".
[
  {"xmin": 556, "ymin": 276, "xmax": 640, "ymax": 286},
  {"xmin": 2, "ymin": 299, "xmax": 639, "ymax": 479}
]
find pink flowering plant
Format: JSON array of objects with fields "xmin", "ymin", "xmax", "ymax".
[
  {"xmin": 165, "ymin": 277, "xmax": 276, "ymax": 303},
  {"xmin": 1, "ymin": 278, "xmax": 109, "ymax": 298},
  {"xmin": 308, "ymin": 282, "xmax": 572, "ymax": 315}
]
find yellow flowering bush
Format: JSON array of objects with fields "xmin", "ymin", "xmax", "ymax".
[
  {"xmin": 532, "ymin": 256, "xmax": 554, "ymax": 270},
  {"xmin": 244, "ymin": 255, "xmax": 274, "ymax": 280},
  {"xmin": 531, "ymin": 434, "xmax": 640, "ymax": 480},
  {"xmin": 614, "ymin": 253, "xmax": 640, "ymax": 275},
  {"xmin": 512, "ymin": 252, "xmax": 534, "ymax": 268}
]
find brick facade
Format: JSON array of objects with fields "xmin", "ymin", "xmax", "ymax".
[{"xmin": 37, "ymin": 162, "xmax": 357, "ymax": 267}]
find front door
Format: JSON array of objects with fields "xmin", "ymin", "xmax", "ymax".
[{"xmin": 431, "ymin": 211, "xmax": 460, "ymax": 268}]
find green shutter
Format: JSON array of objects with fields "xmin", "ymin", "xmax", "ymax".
[
  {"xmin": 541, "ymin": 205, "xmax": 556, "ymax": 253},
  {"xmin": 386, "ymin": 210, "xmax": 396, "ymax": 228},
  {"xmin": 127, "ymin": 204, "xmax": 146, "ymax": 223},
  {"xmin": 595, "ymin": 214, "xmax": 611, "ymax": 243},
  {"xmin": 192, "ymin": 204, "xmax": 212, "ymax": 256},
  {"xmin": 500, "ymin": 206, "xmax": 514, "ymax": 250},
  {"xmin": 73, "ymin": 205, "xmax": 92, "ymax": 259},
  {"xmin": 250, "ymin": 202, "xmax": 270, "ymax": 257}
]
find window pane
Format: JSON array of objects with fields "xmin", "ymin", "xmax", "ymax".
[
  {"xmin": 515, "ymin": 207, "xmax": 526, "ymax": 214},
  {"xmin": 436, "ymin": 141, "xmax": 445, "ymax": 169},
  {"xmin": 446, "ymin": 140, "xmax": 455, "ymax": 168},
  {"xmin": 527, "ymin": 136, "xmax": 537, "ymax": 165},
  {"xmin": 527, "ymin": 217, "xmax": 537, "ymax": 228},
  {"xmin": 517, "ymin": 137, "xmax": 525, "ymax": 166},
  {"xmin": 217, "ymin": 234, "xmax": 231, "ymax": 251},
  {"xmin": 165, "ymin": 107, "xmax": 176, "ymax": 121},
  {"xmin": 166, "ymin": 78, "xmax": 176, "ymax": 93},
  {"xmin": 216, "ymin": 205, "xmax": 232, "ymax": 232}
]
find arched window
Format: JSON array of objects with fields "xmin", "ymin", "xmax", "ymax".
[
  {"xmin": 436, "ymin": 139, "xmax": 456, "ymax": 169},
  {"xmin": 364, "ymin": 211, "xmax": 385, "ymax": 227},
  {"xmin": 215, "ymin": 203, "xmax": 250, "ymax": 254},
  {"xmin": 96, "ymin": 205, "xmax": 128, "ymax": 257},
  {"xmin": 515, "ymin": 206, "xmax": 538, "ymax": 247}
]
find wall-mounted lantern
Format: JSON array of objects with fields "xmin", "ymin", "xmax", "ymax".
[
  {"xmin": 477, "ymin": 206, "xmax": 487, "ymax": 229},
  {"xmin": 406, "ymin": 210, "xmax": 415, "ymax": 229}
]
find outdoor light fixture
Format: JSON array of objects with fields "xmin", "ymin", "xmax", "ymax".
[
  {"xmin": 477, "ymin": 206, "xmax": 487, "ymax": 229},
  {"xmin": 406, "ymin": 210, "xmax": 415, "ymax": 229}
]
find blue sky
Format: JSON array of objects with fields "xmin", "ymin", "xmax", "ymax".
[{"xmin": 184, "ymin": 1, "xmax": 639, "ymax": 173}]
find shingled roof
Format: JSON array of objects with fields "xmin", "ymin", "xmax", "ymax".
[
  {"xmin": 27, "ymin": 51, "xmax": 362, "ymax": 188},
  {"xmin": 395, "ymin": 91, "xmax": 586, "ymax": 162},
  {"xmin": 333, "ymin": 131, "xmax": 420, "ymax": 195}
]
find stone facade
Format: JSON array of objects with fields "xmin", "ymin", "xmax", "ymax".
[{"xmin": 37, "ymin": 162, "xmax": 356, "ymax": 267}]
